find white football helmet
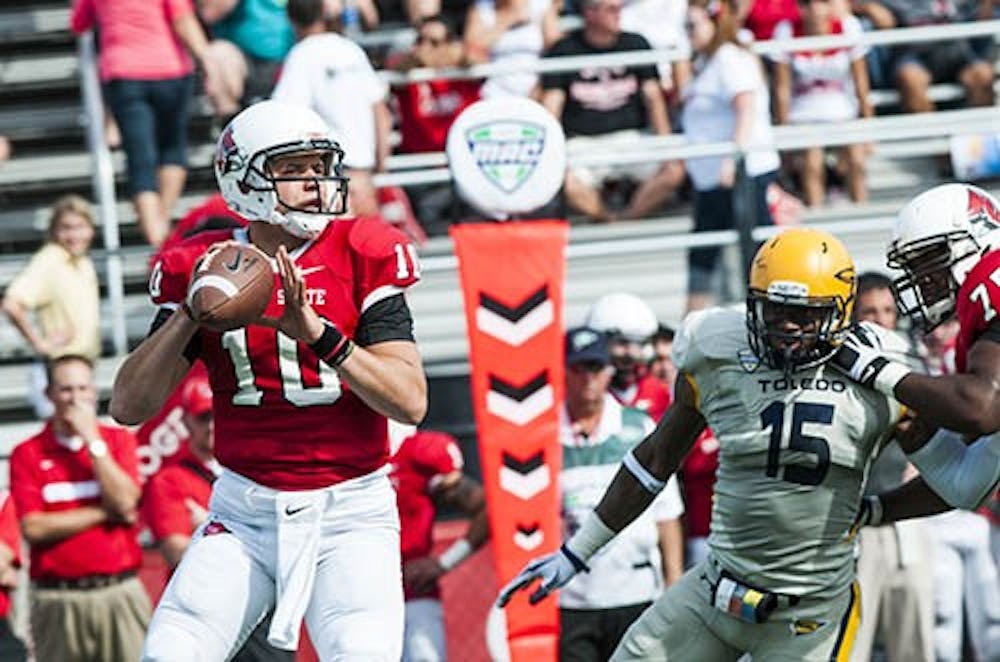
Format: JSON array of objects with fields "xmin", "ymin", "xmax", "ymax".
[
  {"xmin": 214, "ymin": 100, "xmax": 350, "ymax": 239},
  {"xmin": 888, "ymin": 183, "xmax": 1000, "ymax": 331},
  {"xmin": 584, "ymin": 293, "xmax": 658, "ymax": 343}
]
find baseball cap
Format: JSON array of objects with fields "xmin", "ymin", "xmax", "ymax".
[
  {"xmin": 565, "ymin": 326, "xmax": 610, "ymax": 366},
  {"xmin": 180, "ymin": 377, "xmax": 213, "ymax": 415}
]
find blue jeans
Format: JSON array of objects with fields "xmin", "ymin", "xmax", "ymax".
[{"xmin": 104, "ymin": 75, "xmax": 194, "ymax": 195}]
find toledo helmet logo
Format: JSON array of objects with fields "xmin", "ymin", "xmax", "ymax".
[{"xmin": 466, "ymin": 121, "xmax": 545, "ymax": 194}]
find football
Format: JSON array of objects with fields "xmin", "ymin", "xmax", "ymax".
[{"xmin": 187, "ymin": 244, "xmax": 274, "ymax": 332}]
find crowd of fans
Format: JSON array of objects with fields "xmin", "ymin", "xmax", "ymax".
[{"xmin": 55, "ymin": 0, "xmax": 998, "ymax": 251}]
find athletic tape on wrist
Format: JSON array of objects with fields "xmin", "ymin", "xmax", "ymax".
[
  {"xmin": 437, "ymin": 538, "xmax": 473, "ymax": 571},
  {"xmin": 564, "ymin": 511, "xmax": 615, "ymax": 563},
  {"xmin": 872, "ymin": 361, "xmax": 911, "ymax": 398},
  {"xmin": 623, "ymin": 449, "xmax": 666, "ymax": 494}
]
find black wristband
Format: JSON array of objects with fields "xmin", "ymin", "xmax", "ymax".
[{"xmin": 309, "ymin": 321, "xmax": 353, "ymax": 367}]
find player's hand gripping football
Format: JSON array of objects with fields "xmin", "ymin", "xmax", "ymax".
[
  {"xmin": 496, "ymin": 545, "xmax": 586, "ymax": 607},
  {"xmin": 830, "ymin": 323, "xmax": 911, "ymax": 396},
  {"xmin": 259, "ymin": 245, "xmax": 325, "ymax": 344}
]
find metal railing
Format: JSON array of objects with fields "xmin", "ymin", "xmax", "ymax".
[{"xmin": 70, "ymin": 20, "xmax": 1000, "ymax": 357}]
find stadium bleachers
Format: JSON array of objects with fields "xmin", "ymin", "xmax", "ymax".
[{"xmin": 0, "ymin": 1, "xmax": 998, "ymax": 480}]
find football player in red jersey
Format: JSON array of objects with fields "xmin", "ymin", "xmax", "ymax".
[
  {"xmin": 110, "ymin": 100, "xmax": 427, "ymax": 661},
  {"xmin": 832, "ymin": 183, "xmax": 1000, "ymax": 516},
  {"xmin": 584, "ymin": 293, "xmax": 671, "ymax": 421},
  {"xmin": 388, "ymin": 423, "xmax": 489, "ymax": 662}
]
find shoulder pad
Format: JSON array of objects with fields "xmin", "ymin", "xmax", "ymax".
[
  {"xmin": 348, "ymin": 217, "xmax": 411, "ymax": 260},
  {"xmin": 673, "ymin": 305, "xmax": 748, "ymax": 372},
  {"xmin": 861, "ymin": 323, "xmax": 918, "ymax": 367}
]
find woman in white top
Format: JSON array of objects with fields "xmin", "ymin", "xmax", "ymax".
[
  {"xmin": 680, "ymin": 0, "xmax": 780, "ymax": 312},
  {"xmin": 464, "ymin": 0, "xmax": 562, "ymax": 98},
  {"xmin": 772, "ymin": 0, "xmax": 873, "ymax": 206}
]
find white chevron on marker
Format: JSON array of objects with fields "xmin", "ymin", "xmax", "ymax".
[
  {"xmin": 475, "ymin": 300, "xmax": 554, "ymax": 346},
  {"xmin": 500, "ymin": 464, "xmax": 551, "ymax": 500},
  {"xmin": 513, "ymin": 529, "xmax": 544, "ymax": 551},
  {"xmin": 486, "ymin": 385, "xmax": 554, "ymax": 426}
]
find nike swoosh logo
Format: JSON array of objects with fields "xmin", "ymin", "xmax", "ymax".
[
  {"xmin": 284, "ymin": 504, "xmax": 312, "ymax": 517},
  {"xmin": 224, "ymin": 251, "xmax": 242, "ymax": 272},
  {"xmin": 299, "ymin": 266, "xmax": 325, "ymax": 277}
]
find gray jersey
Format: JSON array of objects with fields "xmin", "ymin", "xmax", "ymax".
[{"xmin": 673, "ymin": 306, "xmax": 901, "ymax": 597}]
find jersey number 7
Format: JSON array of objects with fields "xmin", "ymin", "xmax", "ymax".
[{"xmin": 760, "ymin": 401, "xmax": 833, "ymax": 486}]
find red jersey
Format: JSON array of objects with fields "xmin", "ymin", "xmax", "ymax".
[
  {"xmin": 389, "ymin": 431, "xmax": 464, "ymax": 599},
  {"xmin": 142, "ymin": 453, "xmax": 216, "ymax": 541},
  {"xmin": 394, "ymin": 80, "xmax": 481, "ymax": 154},
  {"xmin": 150, "ymin": 219, "xmax": 421, "ymax": 490},
  {"xmin": 9, "ymin": 423, "xmax": 142, "ymax": 580},
  {"xmin": 135, "ymin": 362, "xmax": 209, "ymax": 478},
  {"xmin": 0, "ymin": 492, "xmax": 20, "ymax": 617},
  {"xmin": 613, "ymin": 374, "xmax": 671, "ymax": 422},
  {"xmin": 679, "ymin": 430, "xmax": 719, "ymax": 538},
  {"xmin": 156, "ymin": 194, "xmax": 247, "ymax": 260},
  {"xmin": 955, "ymin": 248, "xmax": 1000, "ymax": 372}
]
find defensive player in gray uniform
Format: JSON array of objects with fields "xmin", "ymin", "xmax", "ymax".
[{"xmin": 499, "ymin": 227, "xmax": 917, "ymax": 661}]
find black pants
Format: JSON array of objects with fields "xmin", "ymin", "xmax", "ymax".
[
  {"xmin": 560, "ymin": 602, "xmax": 651, "ymax": 662},
  {"xmin": 0, "ymin": 617, "xmax": 26, "ymax": 662},
  {"xmin": 688, "ymin": 171, "xmax": 776, "ymax": 296}
]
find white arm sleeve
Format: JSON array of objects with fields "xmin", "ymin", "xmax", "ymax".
[{"xmin": 907, "ymin": 429, "xmax": 1000, "ymax": 510}]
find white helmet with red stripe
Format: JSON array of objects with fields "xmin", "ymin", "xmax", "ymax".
[
  {"xmin": 888, "ymin": 183, "xmax": 1000, "ymax": 331},
  {"xmin": 214, "ymin": 100, "xmax": 350, "ymax": 239}
]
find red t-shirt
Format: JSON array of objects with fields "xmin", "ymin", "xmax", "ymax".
[
  {"xmin": 744, "ymin": 0, "xmax": 800, "ymax": 41},
  {"xmin": 679, "ymin": 430, "xmax": 720, "ymax": 538},
  {"xmin": 142, "ymin": 454, "xmax": 216, "ymax": 541},
  {"xmin": 0, "ymin": 492, "xmax": 21, "ymax": 617},
  {"xmin": 394, "ymin": 80, "xmax": 481, "ymax": 154},
  {"xmin": 155, "ymin": 194, "xmax": 248, "ymax": 262},
  {"xmin": 70, "ymin": 0, "xmax": 196, "ymax": 82},
  {"xmin": 613, "ymin": 374, "xmax": 672, "ymax": 422},
  {"xmin": 390, "ymin": 431, "xmax": 464, "ymax": 600},
  {"xmin": 9, "ymin": 424, "xmax": 142, "ymax": 580},
  {"xmin": 955, "ymin": 248, "xmax": 1000, "ymax": 373},
  {"xmin": 135, "ymin": 362, "xmax": 209, "ymax": 479},
  {"xmin": 150, "ymin": 219, "xmax": 421, "ymax": 489}
]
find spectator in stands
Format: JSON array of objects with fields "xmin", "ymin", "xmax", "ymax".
[
  {"xmin": 871, "ymin": 0, "xmax": 995, "ymax": 112},
  {"xmin": 584, "ymin": 293, "xmax": 671, "ymax": 421},
  {"xmin": 849, "ymin": 271, "xmax": 936, "ymax": 662},
  {"xmin": 737, "ymin": 0, "xmax": 800, "ymax": 41},
  {"xmin": 2, "ymin": 195, "xmax": 100, "ymax": 419},
  {"xmin": 681, "ymin": 0, "xmax": 779, "ymax": 313},
  {"xmin": 464, "ymin": 0, "xmax": 562, "ymax": 99},
  {"xmin": 389, "ymin": 423, "xmax": 490, "ymax": 662},
  {"xmin": 620, "ymin": 0, "xmax": 691, "ymax": 92},
  {"xmin": 392, "ymin": 15, "xmax": 481, "ymax": 234},
  {"xmin": 772, "ymin": 0, "xmax": 873, "ymax": 206},
  {"xmin": 8, "ymin": 355, "xmax": 149, "ymax": 662},
  {"xmin": 141, "ymin": 377, "xmax": 292, "ymax": 662},
  {"xmin": 648, "ymin": 323, "xmax": 677, "ymax": 389},
  {"xmin": 273, "ymin": 0, "xmax": 391, "ymax": 217},
  {"xmin": 541, "ymin": 0, "xmax": 685, "ymax": 223},
  {"xmin": 71, "ymin": 0, "xmax": 210, "ymax": 248},
  {"xmin": 0, "ymin": 492, "xmax": 26, "ymax": 661},
  {"xmin": 198, "ymin": 0, "xmax": 296, "ymax": 117},
  {"xmin": 558, "ymin": 327, "xmax": 684, "ymax": 660}
]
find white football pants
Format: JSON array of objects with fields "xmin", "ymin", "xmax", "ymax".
[
  {"xmin": 142, "ymin": 467, "xmax": 403, "ymax": 662},
  {"xmin": 402, "ymin": 598, "xmax": 446, "ymax": 662}
]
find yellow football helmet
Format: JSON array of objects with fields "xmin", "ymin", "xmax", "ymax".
[{"xmin": 747, "ymin": 228, "xmax": 856, "ymax": 371}]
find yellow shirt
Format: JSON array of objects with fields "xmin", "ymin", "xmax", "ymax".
[{"xmin": 5, "ymin": 243, "xmax": 100, "ymax": 359}]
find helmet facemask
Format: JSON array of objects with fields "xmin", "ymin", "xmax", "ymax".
[
  {"xmin": 747, "ymin": 289, "xmax": 849, "ymax": 373},
  {"xmin": 239, "ymin": 139, "xmax": 350, "ymax": 239},
  {"xmin": 888, "ymin": 231, "xmax": 978, "ymax": 332},
  {"xmin": 606, "ymin": 334, "xmax": 650, "ymax": 390}
]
